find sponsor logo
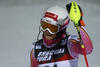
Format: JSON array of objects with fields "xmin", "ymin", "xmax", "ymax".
[
  {"xmin": 44, "ymin": 12, "xmax": 58, "ymax": 21},
  {"xmin": 37, "ymin": 48, "xmax": 65, "ymax": 62}
]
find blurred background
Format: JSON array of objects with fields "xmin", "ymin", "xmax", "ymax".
[{"xmin": 0, "ymin": 0, "xmax": 100, "ymax": 67}]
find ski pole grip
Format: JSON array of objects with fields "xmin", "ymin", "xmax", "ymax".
[{"xmin": 66, "ymin": 2, "xmax": 81, "ymax": 25}]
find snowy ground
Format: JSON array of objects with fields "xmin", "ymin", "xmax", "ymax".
[{"xmin": 0, "ymin": 0, "xmax": 100, "ymax": 67}]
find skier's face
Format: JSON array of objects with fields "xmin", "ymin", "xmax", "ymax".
[{"xmin": 43, "ymin": 30, "xmax": 57, "ymax": 40}]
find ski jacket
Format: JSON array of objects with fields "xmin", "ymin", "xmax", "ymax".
[{"xmin": 30, "ymin": 26, "xmax": 93, "ymax": 67}]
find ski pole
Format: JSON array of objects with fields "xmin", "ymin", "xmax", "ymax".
[{"xmin": 66, "ymin": 2, "xmax": 89, "ymax": 67}]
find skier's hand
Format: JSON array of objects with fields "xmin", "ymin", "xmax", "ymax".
[{"xmin": 66, "ymin": 2, "xmax": 85, "ymax": 26}]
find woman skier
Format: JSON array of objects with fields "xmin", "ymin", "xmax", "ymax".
[{"xmin": 30, "ymin": 2, "xmax": 93, "ymax": 67}]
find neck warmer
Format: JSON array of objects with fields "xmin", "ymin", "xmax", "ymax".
[{"xmin": 42, "ymin": 34, "xmax": 65, "ymax": 46}]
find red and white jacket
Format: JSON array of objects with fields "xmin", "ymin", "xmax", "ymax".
[{"xmin": 30, "ymin": 26, "xmax": 93, "ymax": 67}]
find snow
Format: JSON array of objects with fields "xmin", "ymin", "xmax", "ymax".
[{"xmin": 0, "ymin": 0, "xmax": 100, "ymax": 67}]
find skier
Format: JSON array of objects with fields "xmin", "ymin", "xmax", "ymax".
[{"xmin": 30, "ymin": 2, "xmax": 93, "ymax": 67}]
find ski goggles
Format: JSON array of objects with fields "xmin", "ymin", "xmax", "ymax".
[{"xmin": 41, "ymin": 21, "xmax": 60, "ymax": 34}]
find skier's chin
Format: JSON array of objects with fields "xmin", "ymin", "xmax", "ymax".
[
  {"xmin": 43, "ymin": 31, "xmax": 57, "ymax": 40},
  {"xmin": 44, "ymin": 34, "xmax": 53, "ymax": 40}
]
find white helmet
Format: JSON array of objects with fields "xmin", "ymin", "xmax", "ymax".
[{"xmin": 40, "ymin": 5, "xmax": 70, "ymax": 33}]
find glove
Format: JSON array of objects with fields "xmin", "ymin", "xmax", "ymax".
[{"xmin": 66, "ymin": 3, "xmax": 85, "ymax": 26}]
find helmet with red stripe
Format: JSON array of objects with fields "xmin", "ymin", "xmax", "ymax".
[{"xmin": 40, "ymin": 5, "xmax": 70, "ymax": 33}]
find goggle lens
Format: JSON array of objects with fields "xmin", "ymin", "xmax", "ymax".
[{"xmin": 41, "ymin": 21, "xmax": 59, "ymax": 34}]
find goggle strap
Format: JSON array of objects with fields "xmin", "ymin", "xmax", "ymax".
[{"xmin": 37, "ymin": 25, "xmax": 42, "ymax": 41}]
